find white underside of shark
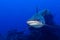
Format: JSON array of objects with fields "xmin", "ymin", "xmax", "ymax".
[{"xmin": 27, "ymin": 20, "xmax": 44, "ymax": 28}]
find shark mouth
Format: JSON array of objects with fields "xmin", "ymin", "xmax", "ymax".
[{"xmin": 27, "ymin": 20, "xmax": 44, "ymax": 28}]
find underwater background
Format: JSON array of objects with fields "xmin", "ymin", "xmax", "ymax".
[{"xmin": 0, "ymin": 0, "xmax": 60, "ymax": 40}]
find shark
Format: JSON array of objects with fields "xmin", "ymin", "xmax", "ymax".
[{"xmin": 27, "ymin": 9, "xmax": 50, "ymax": 28}]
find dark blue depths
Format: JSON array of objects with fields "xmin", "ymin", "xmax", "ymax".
[
  {"xmin": 0, "ymin": 0, "xmax": 60, "ymax": 40},
  {"xmin": 3, "ymin": 10, "xmax": 60, "ymax": 40}
]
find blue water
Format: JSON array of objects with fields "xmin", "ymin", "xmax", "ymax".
[{"xmin": 0, "ymin": 0, "xmax": 60, "ymax": 40}]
